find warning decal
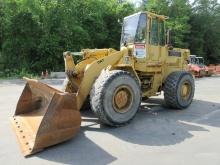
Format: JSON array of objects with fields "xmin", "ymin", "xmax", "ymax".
[{"xmin": 134, "ymin": 44, "xmax": 146, "ymax": 58}]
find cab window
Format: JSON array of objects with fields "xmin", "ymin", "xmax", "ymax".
[
  {"xmin": 150, "ymin": 18, "xmax": 158, "ymax": 45},
  {"xmin": 135, "ymin": 13, "xmax": 147, "ymax": 43},
  {"xmin": 159, "ymin": 20, "xmax": 165, "ymax": 45}
]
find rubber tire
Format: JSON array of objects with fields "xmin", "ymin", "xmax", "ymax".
[
  {"xmin": 164, "ymin": 71, "xmax": 195, "ymax": 109},
  {"xmin": 90, "ymin": 70, "xmax": 141, "ymax": 126}
]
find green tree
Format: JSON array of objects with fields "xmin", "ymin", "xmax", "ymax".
[
  {"xmin": 146, "ymin": 0, "xmax": 191, "ymax": 48},
  {"xmin": 2, "ymin": 11, "xmax": 42, "ymax": 71},
  {"xmin": 0, "ymin": 0, "xmax": 135, "ymax": 75},
  {"xmin": 188, "ymin": 0, "xmax": 220, "ymax": 64},
  {"xmin": 168, "ymin": 0, "xmax": 191, "ymax": 48},
  {"xmin": 3, "ymin": 0, "xmax": 219, "ymax": 75}
]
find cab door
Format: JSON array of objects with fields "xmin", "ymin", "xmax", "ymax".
[
  {"xmin": 133, "ymin": 13, "xmax": 147, "ymax": 60},
  {"xmin": 148, "ymin": 16, "xmax": 161, "ymax": 62},
  {"xmin": 158, "ymin": 18, "xmax": 167, "ymax": 63}
]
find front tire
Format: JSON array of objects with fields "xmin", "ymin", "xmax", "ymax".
[
  {"xmin": 90, "ymin": 70, "xmax": 141, "ymax": 126},
  {"xmin": 164, "ymin": 71, "xmax": 195, "ymax": 109}
]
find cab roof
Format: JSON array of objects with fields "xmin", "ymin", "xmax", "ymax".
[{"xmin": 124, "ymin": 11, "xmax": 168, "ymax": 20}]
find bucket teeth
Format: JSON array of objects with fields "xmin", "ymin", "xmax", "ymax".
[{"xmin": 11, "ymin": 116, "xmax": 41, "ymax": 156}]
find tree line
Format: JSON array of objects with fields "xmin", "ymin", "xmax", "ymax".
[{"xmin": 0, "ymin": 0, "xmax": 219, "ymax": 76}]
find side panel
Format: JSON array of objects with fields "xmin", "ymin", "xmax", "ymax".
[{"xmin": 163, "ymin": 48, "xmax": 190, "ymax": 81}]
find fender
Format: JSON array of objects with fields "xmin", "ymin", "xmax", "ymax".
[{"xmin": 76, "ymin": 50, "xmax": 126, "ymax": 109}]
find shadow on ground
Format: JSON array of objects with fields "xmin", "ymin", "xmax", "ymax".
[
  {"xmin": 36, "ymin": 131, "xmax": 117, "ymax": 165},
  {"xmin": 35, "ymin": 98, "xmax": 220, "ymax": 165},
  {"xmin": 82, "ymin": 98, "xmax": 220, "ymax": 146}
]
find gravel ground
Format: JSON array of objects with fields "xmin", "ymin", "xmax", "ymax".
[{"xmin": 0, "ymin": 76, "xmax": 220, "ymax": 165}]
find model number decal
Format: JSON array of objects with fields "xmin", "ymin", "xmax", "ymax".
[{"xmin": 168, "ymin": 50, "xmax": 181, "ymax": 57}]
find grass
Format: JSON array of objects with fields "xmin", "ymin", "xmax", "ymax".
[
  {"xmin": 0, "ymin": 69, "xmax": 39, "ymax": 80},
  {"xmin": 0, "ymin": 75, "xmax": 39, "ymax": 80}
]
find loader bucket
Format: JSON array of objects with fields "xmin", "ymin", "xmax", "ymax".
[{"xmin": 10, "ymin": 79, "xmax": 81, "ymax": 156}]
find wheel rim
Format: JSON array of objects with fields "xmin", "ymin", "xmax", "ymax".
[
  {"xmin": 113, "ymin": 85, "xmax": 133, "ymax": 113},
  {"xmin": 181, "ymin": 80, "xmax": 191, "ymax": 100}
]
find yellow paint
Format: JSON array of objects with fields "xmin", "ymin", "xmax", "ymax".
[{"xmin": 63, "ymin": 11, "xmax": 190, "ymax": 110}]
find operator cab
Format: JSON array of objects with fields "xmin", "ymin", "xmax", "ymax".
[
  {"xmin": 196, "ymin": 57, "xmax": 205, "ymax": 66},
  {"xmin": 121, "ymin": 12, "xmax": 147, "ymax": 46},
  {"xmin": 120, "ymin": 12, "xmax": 167, "ymax": 59},
  {"xmin": 189, "ymin": 55, "xmax": 197, "ymax": 64}
]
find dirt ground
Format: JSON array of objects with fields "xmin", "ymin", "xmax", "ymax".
[{"xmin": 0, "ymin": 77, "xmax": 220, "ymax": 165}]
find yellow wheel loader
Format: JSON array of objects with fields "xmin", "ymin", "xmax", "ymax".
[{"xmin": 11, "ymin": 11, "xmax": 194, "ymax": 156}]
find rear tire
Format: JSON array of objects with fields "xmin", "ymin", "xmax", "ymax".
[
  {"xmin": 164, "ymin": 71, "xmax": 195, "ymax": 109},
  {"xmin": 90, "ymin": 70, "xmax": 141, "ymax": 126}
]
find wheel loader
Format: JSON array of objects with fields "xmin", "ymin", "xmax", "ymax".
[
  {"xmin": 10, "ymin": 11, "xmax": 195, "ymax": 156},
  {"xmin": 196, "ymin": 56, "xmax": 213, "ymax": 77},
  {"xmin": 188, "ymin": 55, "xmax": 213, "ymax": 77},
  {"xmin": 188, "ymin": 55, "xmax": 206, "ymax": 77}
]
